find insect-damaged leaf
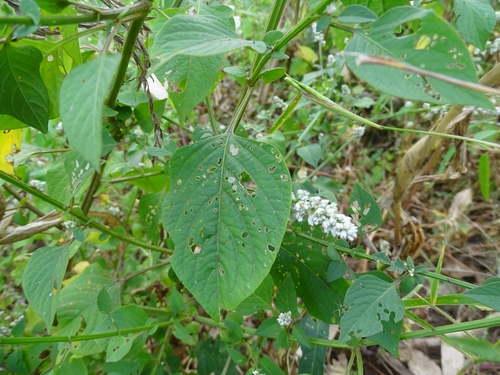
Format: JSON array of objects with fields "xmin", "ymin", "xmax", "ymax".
[{"xmin": 163, "ymin": 133, "xmax": 291, "ymax": 320}]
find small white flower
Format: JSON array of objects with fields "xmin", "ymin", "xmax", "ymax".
[
  {"xmin": 273, "ymin": 95, "xmax": 287, "ymax": 109},
  {"xmin": 341, "ymin": 84, "xmax": 351, "ymax": 96},
  {"xmin": 352, "ymin": 126, "xmax": 365, "ymax": 138},
  {"xmin": 147, "ymin": 74, "xmax": 169, "ymax": 100},
  {"xmin": 109, "ymin": 206, "xmax": 121, "ymax": 216},
  {"xmin": 63, "ymin": 221, "xmax": 76, "ymax": 230},
  {"xmin": 327, "ymin": 54, "xmax": 335, "ymax": 66},
  {"xmin": 277, "ymin": 311, "xmax": 292, "ymax": 327},
  {"xmin": 404, "ymin": 101, "xmax": 414, "ymax": 107},
  {"xmin": 138, "ymin": 162, "xmax": 145, "ymax": 168},
  {"xmin": 326, "ymin": 3, "xmax": 336, "ymax": 14},
  {"xmin": 409, "ymin": 268, "xmax": 415, "ymax": 277},
  {"xmin": 29, "ymin": 179, "xmax": 46, "ymax": 191},
  {"xmin": 133, "ymin": 128, "xmax": 143, "ymax": 137}
]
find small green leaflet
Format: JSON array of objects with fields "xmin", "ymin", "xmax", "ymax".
[
  {"xmin": 478, "ymin": 153, "xmax": 490, "ymax": 201},
  {"xmin": 349, "ymin": 182, "xmax": 382, "ymax": 234}
]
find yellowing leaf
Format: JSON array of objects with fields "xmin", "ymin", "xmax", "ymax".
[
  {"xmin": 296, "ymin": 45, "xmax": 318, "ymax": 63},
  {"xmin": 0, "ymin": 128, "xmax": 24, "ymax": 176},
  {"xmin": 415, "ymin": 35, "xmax": 431, "ymax": 50}
]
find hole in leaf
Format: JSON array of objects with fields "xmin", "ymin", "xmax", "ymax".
[
  {"xmin": 188, "ymin": 237, "xmax": 194, "ymax": 246},
  {"xmin": 242, "ymin": 232, "xmax": 249, "ymax": 239},
  {"xmin": 264, "ymin": 227, "xmax": 269, "ymax": 233},
  {"xmin": 191, "ymin": 245, "xmax": 202, "ymax": 254},
  {"xmin": 198, "ymin": 165, "xmax": 203, "ymax": 171},
  {"xmin": 219, "ymin": 268, "xmax": 225, "ymax": 275},
  {"xmin": 241, "ymin": 242, "xmax": 246, "ymax": 248},
  {"xmin": 280, "ymin": 174, "xmax": 288, "ymax": 181},
  {"xmin": 251, "ymin": 220, "xmax": 256, "ymax": 226},
  {"xmin": 267, "ymin": 244, "xmax": 275, "ymax": 252},
  {"xmin": 401, "ymin": 53, "xmax": 406, "ymax": 60},
  {"xmin": 268, "ymin": 166, "xmax": 276, "ymax": 173},
  {"xmin": 207, "ymin": 167, "xmax": 216, "ymax": 173},
  {"xmin": 217, "ymin": 157, "xmax": 222, "ymax": 166}
]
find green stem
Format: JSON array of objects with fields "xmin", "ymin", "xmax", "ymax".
[
  {"xmin": 119, "ymin": 260, "xmax": 170, "ymax": 283},
  {"xmin": 205, "ymin": 96, "xmax": 219, "ymax": 135},
  {"xmin": 0, "ymin": 171, "xmax": 171, "ymax": 254},
  {"xmin": 284, "ymin": 76, "xmax": 500, "ymax": 150},
  {"xmin": 227, "ymin": 85, "xmax": 254, "ymax": 133},
  {"xmin": 108, "ymin": 171, "xmax": 164, "ymax": 184},
  {"xmin": 0, "ymin": 1, "xmax": 150, "ymax": 26},
  {"xmin": 106, "ymin": 13, "xmax": 150, "ymax": 109}
]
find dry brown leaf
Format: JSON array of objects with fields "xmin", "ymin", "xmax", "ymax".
[
  {"xmin": 448, "ymin": 188, "xmax": 473, "ymax": 225},
  {"xmin": 0, "ymin": 210, "xmax": 63, "ymax": 244},
  {"xmin": 407, "ymin": 348, "xmax": 443, "ymax": 375}
]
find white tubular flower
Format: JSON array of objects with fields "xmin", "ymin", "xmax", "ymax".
[
  {"xmin": 352, "ymin": 126, "xmax": 365, "ymax": 138},
  {"xmin": 291, "ymin": 190, "xmax": 358, "ymax": 241},
  {"xmin": 277, "ymin": 311, "xmax": 292, "ymax": 327},
  {"xmin": 326, "ymin": 3, "xmax": 336, "ymax": 14},
  {"xmin": 29, "ymin": 179, "xmax": 46, "ymax": 191}
]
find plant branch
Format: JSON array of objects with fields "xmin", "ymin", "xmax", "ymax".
[
  {"xmin": 0, "ymin": 171, "xmax": 172, "ymax": 254},
  {"xmin": 0, "ymin": 1, "xmax": 151, "ymax": 26}
]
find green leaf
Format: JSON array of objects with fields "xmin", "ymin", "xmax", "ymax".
[
  {"xmin": 259, "ymin": 355, "xmax": 285, "ymax": 375},
  {"xmin": 464, "ymin": 277, "xmax": 500, "ymax": 311},
  {"xmin": 339, "ymin": 275, "xmax": 404, "ymax": 342},
  {"xmin": 338, "ymin": 5, "xmax": 378, "ymax": 23},
  {"xmin": 478, "ymin": 153, "xmax": 490, "ymax": 201},
  {"xmin": 271, "ymin": 233, "xmax": 350, "ymax": 323},
  {"xmin": 222, "ymin": 320, "xmax": 243, "ymax": 344},
  {"xmin": 59, "ymin": 53, "xmax": 121, "ymax": 169},
  {"xmin": 36, "ymin": 0, "xmax": 69, "ymax": 13},
  {"xmin": 369, "ymin": 314, "xmax": 403, "ymax": 357},
  {"xmin": 255, "ymin": 317, "xmax": 281, "ymax": 336},
  {"xmin": 0, "ymin": 45, "xmax": 49, "ymax": 132},
  {"xmin": 138, "ymin": 192, "xmax": 164, "ymax": 244},
  {"xmin": 236, "ymin": 274, "xmax": 274, "ymax": 315},
  {"xmin": 373, "ymin": 252, "xmax": 391, "ymax": 265},
  {"xmin": 292, "ymin": 325, "xmax": 312, "ymax": 348},
  {"xmin": 387, "ymin": 257, "xmax": 406, "ymax": 274},
  {"xmin": 64, "ymin": 151, "xmax": 95, "ymax": 196},
  {"xmin": 345, "ymin": 7, "xmax": 492, "ymax": 109},
  {"xmin": 349, "ymin": 182, "xmax": 382, "ymax": 233},
  {"xmin": 316, "ymin": 15, "xmax": 332, "ymax": 32},
  {"xmin": 151, "ymin": 13, "xmax": 267, "ymax": 72},
  {"xmin": 454, "ymin": 0, "xmax": 495, "ymax": 49},
  {"xmin": 169, "ymin": 288, "xmax": 184, "ymax": 316},
  {"xmin": 106, "ymin": 334, "xmax": 134, "ymax": 362},
  {"xmin": 163, "ymin": 134, "xmax": 291, "ymax": 319},
  {"xmin": 40, "ymin": 51, "xmax": 65, "ymax": 119},
  {"xmin": 56, "ymin": 356, "xmax": 88, "ymax": 375},
  {"xmin": 22, "ymin": 246, "xmax": 69, "ymax": 333},
  {"xmin": 56, "ymin": 263, "xmax": 121, "ymax": 354},
  {"xmin": 144, "ymin": 146, "xmax": 173, "ymax": 157},
  {"xmin": 297, "ymin": 143, "xmax": 321, "ymax": 167},
  {"xmin": 263, "ymin": 30, "xmax": 284, "ymax": 45},
  {"xmin": 97, "ymin": 288, "xmax": 113, "ymax": 315},
  {"xmin": 275, "ymin": 274, "xmax": 298, "ymax": 315},
  {"xmin": 14, "ymin": 0, "xmax": 41, "ymax": 38},
  {"xmin": 224, "ymin": 66, "xmax": 247, "ymax": 86},
  {"xmin": 399, "ymin": 276, "xmax": 416, "ymax": 294},
  {"xmin": 298, "ymin": 314, "xmax": 329, "ymax": 375},
  {"xmin": 261, "ymin": 67, "xmax": 286, "ymax": 84},
  {"xmin": 341, "ymin": 0, "xmax": 409, "ymax": 16},
  {"xmin": 165, "ymin": 55, "xmax": 223, "ymax": 124},
  {"xmin": 444, "ymin": 336, "xmax": 500, "ymax": 363}
]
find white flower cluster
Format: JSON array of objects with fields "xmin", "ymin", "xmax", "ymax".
[
  {"xmin": 273, "ymin": 95, "xmax": 288, "ymax": 109},
  {"xmin": 277, "ymin": 311, "xmax": 292, "ymax": 327},
  {"xmin": 29, "ymin": 179, "xmax": 46, "ymax": 191},
  {"xmin": 63, "ymin": 221, "xmax": 76, "ymax": 230},
  {"xmin": 326, "ymin": 3, "xmax": 336, "ymax": 14},
  {"xmin": 109, "ymin": 206, "xmax": 122, "ymax": 216},
  {"xmin": 340, "ymin": 84, "xmax": 351, "ymax": 96},
  {"xmin": 473, "ymin": 37, "xmax": 500, "ymax": 58},
  {"xmin": 327, "ymin": 54, "xmax": 335, "ymax": 66},
  {"xmin": 311, "ymin": 22, "xmax": 326, "ymax": 46},
  {"xmin": 352, "ymin": 125, "xmax": 365, "ymax": 138},
  {"xmin": 292, "ymin": 190, "xmax": 358, "ymax": 241},
  {"xmin": 252, "ymin": 370, "xmax": 264, "ymax": 375}
]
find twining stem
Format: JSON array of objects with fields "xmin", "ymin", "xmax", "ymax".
[
  {"xmin": 0, "ymin": 1, "xmax": 151, "ymax": 26},
  {"xmin": 284, "ymin": 76, "xmax": 500, "ymax": 150},
  {"xmin": 0, "ymin": 171, "xmax": 171, "ymax": 254}
]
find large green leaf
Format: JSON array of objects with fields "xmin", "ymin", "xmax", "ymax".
[
  {"xmin": 59, "ymin": 54, "xmax": 121, "ymax": 169},
  {"xmin": 56, "ymin": 263, "xmax": 121, "ymax": 354},
  {"xmin": 22, "ymin": 246, "xmax": 70, "ymax": 333},
  {"xmin": 40, "ymin": 50, "xmax": 65, "ymax": 118},
  {"xmin": 166, "ymin": 55, "xmax": 223, "ymax": 124},
  {"xmin": 341, "ymin": 0, "xmax": 409, "ymax": 16},
  {"xmin": 464, "ymin": 277, "xmax": 500, "ymax": 311},
  {"xmin": 236, "ymin": 274, "xmax": 274, "ymax": 315},
  {"xmin": 163, "ymin": 133, "xmax": 291, "ymax": 319},
  {"xmin": 345, "ymin": 6, "xmax": 492, "ymax": 108},
  {"xmin": 298, "ymin": 314, "xmax": 329, "ymax": 375},
  {"xmin": 0, "ymin": 45, "xmax": 49, "ymax": 132},
  {"xmin": 339, "ymin": 275, "xmax": 404, "ymax": 343},
  {"xmin": 271, "ymin": 232, "xmax": 350, "ymax": 323},
  {"xmin": 454, "ymin": 0, "xmax": 495, "ymax": 50},
  {"xmin": 150, "ymin": 13, "xmax": 267, "ymax": 72}
]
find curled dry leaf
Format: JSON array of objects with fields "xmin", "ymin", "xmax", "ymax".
[
  {"xmin": 0, "ymin": 210, "xmax": 63, "ymax": 244},
  {"xmin": 448, "ymin": 188, "xmax": 473, "ymax": 226}
]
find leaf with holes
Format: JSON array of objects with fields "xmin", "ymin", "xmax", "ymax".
[
  {"xmin": 339, "ymin": 275, "xmax": 404, "ymax": 343},
  {"xmin": 349, "ymin": 182, "xmax": 382, "ymax": 234},
  {"xmin": 163, "ymin": 133, "xmax": 291, "ymax": 320},
  {"xmin": 0, "ymin": 45, "xmax": 49, "ymax": 132},
  {"xmin": 271, "ymin": 232, "xmax": 350, "ymax": 324},
  {"xmin": 454, "ymin": 0, "xmax": 495, "ymax": 50},
  {"xmin": 345, "ymin": 6, "xmax": 492, "ymax": 108},
  {"xmin": 22, "ymin": 246, "xmax": 70, "ymax": 333}
]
